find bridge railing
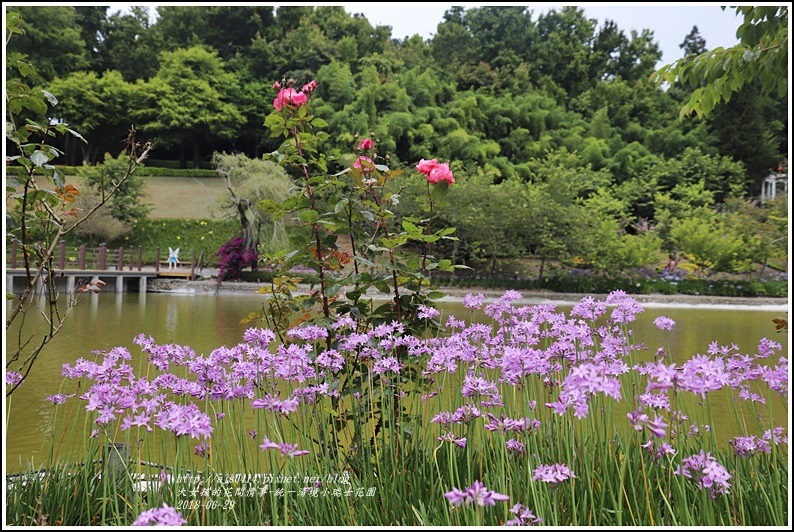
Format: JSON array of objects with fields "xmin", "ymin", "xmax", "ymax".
[{"xmin": 4, "ymin": 242, "xmax": 198, "ymax": 273}]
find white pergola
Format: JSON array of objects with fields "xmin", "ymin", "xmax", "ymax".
[{"xmin": 761, "ymin": 172, "xmax": 788, "ymax": 202}]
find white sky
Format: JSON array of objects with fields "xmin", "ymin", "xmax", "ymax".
[
  {"xmin": 339, "ymin": 2, "xmax": 743, "ymax": 68},
  {"xmin": 93, "ymin": 2, "xmax": 745, "ymax": 69}
]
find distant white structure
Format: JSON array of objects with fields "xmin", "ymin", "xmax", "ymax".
[{"xmin": 761, "ymin": 160, "xmax": 788, "ymax": 203}]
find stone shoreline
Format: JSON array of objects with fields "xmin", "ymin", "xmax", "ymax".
[{"xmin": 148, "ymin": 278, "xmax": 789, "ymax": 310}]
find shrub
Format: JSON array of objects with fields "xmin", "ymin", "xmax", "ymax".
[{"xmin": 215, "ymin": 236, "xmax": 258, "ymax": 282}]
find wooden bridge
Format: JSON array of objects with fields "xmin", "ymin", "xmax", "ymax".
[{"xmin": 5, "ymin": 242, "xmax": 205, "ymax": 294}]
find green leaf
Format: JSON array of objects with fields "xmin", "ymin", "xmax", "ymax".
[
  {"xmin": 353, "ymin": 256, "xmax": 376, "ymax": 268},
  {"xmin": 311, "ymin": 117, "xmax": 328, "ymax": 127},
  {"xmin": 299, "ymin": 209, "xmax": 319, "ymax": 224},
  {"xmin": 430, "ymin": 180, "xmax": 449, "ymax": 200},
  {"xmin": 402, "ymin": 220, "xmax": 421, "ymax": 235},
  {"xmin": 30, "ymin": 150, "xmax": 49, "ymax": 167}
]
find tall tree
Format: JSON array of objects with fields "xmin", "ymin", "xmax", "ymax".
[
  {"xmin": 5, "ymin": 6, "xmax": 87, "ymax": 82},
  {"xmin": 138, "ymin": 46, "xmax": 243, "ymax": 168},
  {"xmin": 47, "ymin": 70, "xmax": 134, "ymax": 165},
  {"xmin": 679, "ymin": 25, "xmax": 707, "ymax": 58},
  {"xmin": 99, "ymin": 7, "xmax": 161, "ymax": 81},
  {"xmin": 74, "ymin": 6, "xmax": 108, "ymax": 72}
]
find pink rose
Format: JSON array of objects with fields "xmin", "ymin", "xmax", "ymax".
[
  {"xmin": 352, "ymin": 155, "xmax": 374, "ymax": 169},
  {"xmin": 273, "ymin": 87, "xmax": 308, "ymax": 110},
  {"xmin": 359, "ymin": 138, "xmax": 373, "ymax": 151},
  {"xmin": 302, "ymin": 80, "xmax": 317, "ymax": 94},
  {"xmin": 427, "ymin": 162, "xmax": 454, "ymax": 185},
  {"xmin": 416, "ymin": 158, "xmax": 438, "ymax": 175}
]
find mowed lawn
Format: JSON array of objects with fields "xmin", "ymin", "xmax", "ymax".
[
  {"xmin": 10, "ymin": 175, "xmax": 229, "ymax": 220},
  {"xmin": 142, "ymin": 176, "xmax": 228, "ymax": 219}
]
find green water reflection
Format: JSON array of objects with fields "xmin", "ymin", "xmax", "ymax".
[{"xmin": 5, "ymin": 292, "xmax": 789, "ymax": 471}]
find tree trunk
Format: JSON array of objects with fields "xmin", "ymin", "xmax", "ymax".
[
  {"xmin": 538, "ymin": 255, "xmax": 546, "ymax": 287},
  {"xmin": 180, "ymin": 139, "xmax": 187, "ymax": 169},
  {"xmin": 192, "ymin": 138, "xmax": 201, "ymax": 169}
]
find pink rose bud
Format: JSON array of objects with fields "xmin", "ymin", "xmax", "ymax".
[
  {"xmin": 359, "ymin": 138, "xmax": 373, "ymax": 151},
  {"xmin": 272, "ymin": 81, "xmax": 282, "ymax": 90},
  {"xmin": 302, "ymin": 80, "xmax": 317, "ymax": 93}
]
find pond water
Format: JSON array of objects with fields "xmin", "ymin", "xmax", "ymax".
[{"xmin": 4, "ymin": 291, "xmax": 789, "ymax": 471}]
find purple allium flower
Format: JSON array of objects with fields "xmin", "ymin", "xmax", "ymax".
[
  {"xmin": 532, "ymin": 464, "xmax": 576, "ymax": 486},
  {"xmin": 445, "ymin": 316, "xmax": 466, "ymax": 329},
  {"xmin": 437, "ymin": 432, "xmax": 467, "ymax": 448},
  {"xmin": 506, "ymin": 503, "xmax": 542, "ymax": 526},
  {"xmin": 372, "ymin": 356, "xmax": 401, "ymax": 375},
  {"xmin": 642, "ymin": 440, "xmax": 676, "ymax": 462},
  {"xmin": 653, "ymin": 316, "xmax": 676, "ymax": 331},
  {"xmin": 463, "ymin": 293, "xmax": 485, "ymax": 310},
  {"xmin": 646, "ymin": 414, "xmax": 668, "ymax": 439},
  {"xmin": 729, "ymin": 435, "xmax": 769, "ymax": 457},
  {"xmin": 505, "ymin": 439, "xmax": 526, "ymax": 455},
  {"xmin": 639, "ymin": 392, "xmax": 671, "ymax": 411},
  {"xmin": 251, "ymin": 393, "xmax": 300, "ymax": 415},
  {"xmin": 242, "ymin": 327, "xmax": 276, "ymax": 348},
  {"xmin": 421, "ymin": 391, "xmax": 439, "ymax": 402},
  {"xmin": 46, "ymin": 393, "xmax": 74, "ymax": 405},
  {"xmin": 605, "ymin": 290, "xmax": 643, "ymax": 324},
  {"xmin": 216, "ymin": 412, "xmax": 226, "ymax": 420},
  {"xmin": 756, "ymin": 338, "xmax": 782, "ymax": 359},
  {"xmin": 259, "ymin": 436, "xmax": 279, "ymax": 452},
  {"xmin": 444, "ymin": 481, "xmax": 509, "ymax": 507},
  {"xmin": 277, "ymin": 442, "xmax": 310, "ymax": 457},
  {"xmin": 5, "ymin": 371, "xmax": 23, "ymax": 386},
  {"xmin": 467, "ymin": 480, "xmax": 510, "ymax": 506},
  {"xmin": 120, "ymin": 411, "xmax": 153, "ymax": 432},
  {"xmin": 484, "ymin": 413, "xmax": 517, "ymax": 433},
  {"xmin": 194, "ymin": 443, "xmax": 209, "ymax": 458},
  {"xmin": 571, "ymin": 296, "xmax": 607, "ymax": 321},
  {"xmin": 431, "ymin": 411, "xmax": 452, "ymax": 427},
  {"xmin": 763, "ymin": 426, "xmax": 788, "ymax": 446},
  {"xmin": 248, "ymin": 429, "xmax": 258, "ymax": 440},
  {"xmin": 501, "ymin": 290, "xmax": 522, "ymax": 302},
  {"xmin": 674, "ymin": 450, "xmax": 732, "ymax": 497},
  {"xmin": 443, "ymin": 486, "xmax": 468, "ymax": 506},
  {"xmin": 287, "ymin": 324, "xmax": 328, "ymax": 342},
  {"xmin": 332, "ymin": 316, "xmax": 356, "ymax": 330},
  {"xmin": 154, "ymin": 402, "xmax": 213, "ymax": 440},
  {"xmin": 451, "ymin": 404, "xmax": 481, "ymax": 424},
  {"xmin": 417, "ymin": 305, "xmax": 440, "ymax": 320},
  {"xmin": 511, "ymin": 417, "xmax": 541, "ymax": 433},
  {"xmin": 131, "ymin": 503, "xmax": 186, "ymax": 526}
]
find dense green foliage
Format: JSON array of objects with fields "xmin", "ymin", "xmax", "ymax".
[{"xmin": 5, "ymin": 5, "xmax": 788, "ymax": 279}]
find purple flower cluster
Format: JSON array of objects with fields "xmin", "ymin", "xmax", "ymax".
[
  {"xmin": 260, "ymin": 436, "xmax": 310, "ymax": 457},
  {"xmin": 674, "ymin": 450, "xmax": 732, "ymax": 497},
  {"xmin": 154, "ymin": 402, "xmax": 213, "ymax": 439},
  {"xmin": 653, "ymin": 316, "xmax": 676, "ymax": 331},
  {"xmin": 131, "ymin": 503, "xmax": 186, "ymax": 526},
  {"xmin": 437, "ymin": 432, "xmax": 467, "ymax": 448},
  {"xmin": 532, "ymin": 463, "xmax": 576, "ymax": 486},
  {"xmin": 729, "ymin": 427, "xmax": 787, "ymax": 457},
  {"xmin": 444, "ymin": 480, "xmax": 509, "ymax": 507},
  {"xmin": 627, "ymin": 408, "xmax": 668, "ymax": 439},
  {"xmin": 506, "ymin": 503, "xmax": 542, "ymax": 526}
]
